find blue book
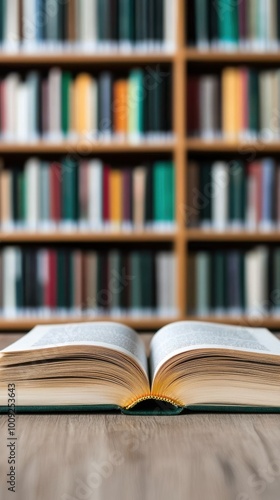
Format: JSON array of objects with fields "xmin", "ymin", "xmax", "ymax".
[{"xmin": 262, "ymin": 159, "xmax": 275, "ymax": 228}]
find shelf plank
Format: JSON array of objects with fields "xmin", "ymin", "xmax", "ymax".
[
  {"xmin": 186, "ymin": 139, "xmax": 280, "ymax": 153},
  {"xmin": 186, "ymin": 230, "xmax": 280, "ymax": 242},
  {"xmin": 0, "ymin": 142, "xmax": 175, "ymax": 154},
  {"xmin": 0, "ymin": 232, "xmax": 176, "ymax": 243},
  {"xmin": 0, "ymin": 317, "xmax": 177, "ymax": 331},
  {"xmin": 1, "ymin": 315, "xmax": 280, "ymax": 331},
  {"xmin": 0, "ymin": 53, "xmax": 174, "ymax": 65},
  {"xmin": 185, "ymin": 49, "xmax": 280, "ymax": 63}
]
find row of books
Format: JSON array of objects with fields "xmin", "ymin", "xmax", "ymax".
[
  {"xmin": 0, "ymin": 159, "xmax": 175, "ymax": 231},
  {"xmin": 1, "ymin": 67, "xmax": 172, "ymax": 142},
  {"xmin": 0, "ymin": 0, "xmax": 177, "ymax": 53},
  {"xmin": 188, "ymin": 159, "xmax": 280, "ymax": 230},
  {"xmin": 188, "ymin": 0, "xmax": 280, "ymax": 51},
  {"xmin": 0, "ymin": 247, "xmax": 177, "ymax": 318},
  {"xmin": 188, "ymin": 246, "xmax": 280, "ymax": 317},
  {"xmin": 188, "ymin": 67, "xmax": 280, "ymax": 140}
]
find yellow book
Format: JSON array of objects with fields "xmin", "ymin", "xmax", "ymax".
[
  {"xmin": 222, "ymin": 67, "xmax": 239, "ymax": 140},
  {"xmin": 74, "ymin": 73, "xmax": 92, "ymax": 136},
  {"xmin": 109, "ymin": 169, "xmax": 122, "ymax": 228}
]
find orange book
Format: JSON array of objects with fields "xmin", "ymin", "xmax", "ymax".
[
  {"xmin": 109, "ymin": 168, "xmax": 122, "ymax": 228},
  {"xmin": 74, "ymin": 73, "xmax": 92, "ymax": 136},
  {"xmin": 0, "ymin": 168, "xmax": 11, "ymax": 228},
  {"xmin": 113, "ymin": 80, "xmax": 128, "ymax": 137},
  {"xmin": 222, "ymin": 67, "xmax": 239, "ymax": 140}
]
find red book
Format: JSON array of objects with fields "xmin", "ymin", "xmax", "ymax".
[
  {"xmin": 103, "ymin": 164, "xmax": 110, "ymax": 224},
  {"xmin": 187, "ymin": 76, "xmax": 199, "ymax": 136},
  {"xmin": 249, "ymin": 162, "xmax": 262, "ymax": 226},
  {"xmin": 51, "ymin": 162, "xmax": 61, "ymax": 224}
]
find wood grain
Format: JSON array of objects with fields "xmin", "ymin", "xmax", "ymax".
[{"xmin": 1, "ymin": 334, "xmax": 280, "ymax": 500}]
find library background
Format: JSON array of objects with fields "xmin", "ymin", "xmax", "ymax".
[{"xmin": 0, "ymin": 0, "xmax": 279, "ymax": 332}]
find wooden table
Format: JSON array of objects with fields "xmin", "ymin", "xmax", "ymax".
[{"xmin": 1, "ymin": 333, "xmax": 280, "ymax": 500}]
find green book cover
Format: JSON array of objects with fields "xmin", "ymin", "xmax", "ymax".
[
  {"xmin": 119, "ymin": 0, "xmax": 135, "ymax": 42},
  {"xmin": 249, "ymin": 70, "xmax": 260, "ymax": 135},
  {"xmin": 129, "ymin": 69, "xmax": 144, "ymax": 136},
  {"xmin": 62, "ymin": 159, "xmax": 78, "ymax": 222},
  {"xmin": 164, "ymin": 162, "xmax": 175, "ymax": 223},
  {"xmin": 195, "ymin": 0, "xmax": 209, "ymax": 46},
  {"xmin": 229, "ymin": 161, "xmax": 245, "ymax": 225},
  {"xmin": 0, "ymin": 0, "xmax": 4, "ymax": 43},
  {"xmin": 61, "ymin": 72, "xmax": 72, "ymax": 136},
  {"xmin": 195, "ymin": 252, "xmax": 210, "ymax": 316},
  {"xmin": 153, "ymin": 162, "xmax": 165, "ymax": 223},
  {"xmin": 217, "ymin": 0, "xmax": 238, "ymax": 46}
]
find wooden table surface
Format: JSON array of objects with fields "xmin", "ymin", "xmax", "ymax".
[{"xmin": 1, "ymin": 333, "xmax": 280, "ymax": 500}]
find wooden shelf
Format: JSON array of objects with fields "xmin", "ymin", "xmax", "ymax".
[
  {"xmin": 186, "ymin": 230, "xmax": 280, "ymax": 242},
  {"xmin": 0, "ymin": 232, "xmax": 176, "ymax": 243},
  {"xmin": 0, "ymin": 53, "xmax": 174, "ymax": 66},
  {"xmin": 0, "ymin": 316, "xmax": 178, "ymax": 331},
  {"xmin": 185, "ymin": 49, "xmax": 280, "ymax": 63},
  {"xmin": 0, "ymin": 142, "xmax": 175, "ymax": 154},
  {"xmin": 186, "ymin": 139, "xmax": 280, "ymax": 153}
]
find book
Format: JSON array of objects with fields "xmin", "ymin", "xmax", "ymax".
[{"xmin": 1, "ymin": 320, "xmax": 280, "ymax": 415}]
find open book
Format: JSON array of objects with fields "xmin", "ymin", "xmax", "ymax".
[{"xmin": 1, "ymin": 321, "xmax": 280, "ymax": 415}]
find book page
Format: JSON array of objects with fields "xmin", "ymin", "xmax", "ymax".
[
  {"xmin": 150, "ymin": 321, "xmax": 280, "ymax": 380},
  {"xmin": 1, "ymin": 322, "xmax": 148, "ymax": 374}
]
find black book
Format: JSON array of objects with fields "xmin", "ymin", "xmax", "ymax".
[
  {"xmin": 135, "ymin": 0, "xmax": 143, "ymax": 44},
  {"xmin": 163, "ymin": 70, "xmax": 172, "ymax": 133},
  {"xmin": 110, "ymin": 0, "xmax": 119, "ymax": 42},
  {"xmin": 64, "ymin": 250, "xmax": 71, "ymax": 310},
  {"xmin": 155, "ymin": 0, "xmax": 163, "ymax": 45},
  {"xmin": 187, "ymin": 0, "xmax": 196, "ymax": 46},
  {"xmin": 208, "ymin": 1, "xmax": 218, "ymax": 45},
  {"xmin": 147, "ymin": 0, "xmax": 156, "ymax": 45},
  {"xmin": 199, "ymin": 163, "xmax": 212, "ymax": 225},
  {"xmin": 58, "ymin": 0, "xmax": 67, "ymax": 42},
  {"xmin": 141, "ymin": 252, "xmax": 154, "ymax": 310}
]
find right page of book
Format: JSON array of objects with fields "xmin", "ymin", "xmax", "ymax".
[{"xmin": 150, "ymin": 322, "xmax": 280, "ymax": 382}]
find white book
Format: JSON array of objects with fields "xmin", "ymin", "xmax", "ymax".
[
  {"xmin": 211, "ymin": 162, "xmax": 229, "ymax": 230},
  {"xmin": 48, "ymin": 68, "xmax": 62, "ymax": 141},
  {"xmin": 4, "ymin": 0, "xmax": 20, "ymax": 52},
  {"xmin": 88, "ymin": 159, "xmax": 103, "ymax": 229},
  {"xmin": 5, "ymin": 73, "xmax": 20, "ymax": 141},
  {"xmin": 3, "ymin": 247, "xmax": 17, "ymax": 317},
  {"xmin": 79, "ymin": 0, "xmax": 97, "ymax": 50},
  {"xmin": 156, "ymin": 253, "xmax": 166, "ymax": 316},
  {"xmin": 164, "ymin": 0, "xmax": 177, "ymax": 52},
  {"xmin": 27, "ymin": 72, "xmax": 40, "ymax": 142},
  {"xmin": 259, "ymin": 71, "xmax": 274, "ymax": 141},
  {"xmin": 26, "ymin": 158, "xmax": 40, "ymax": 229},
  {"xmin": 22, "ymin": 0, "xmax": 37, "ymax": 50},
  {"xmin": 246, "ymin": 172, "xmax": 258, "ymax": 229},
  {"xmin": 199, "ymin": 76, "xmax": 218, "ymax": 140},
  {"xmin": 16, "ymin": 83, "xmax": 29, "ymax": 142},
  {"xmin": 245, "ymin": 247, "xmax": 269, "ymax": 316},
  {"xmin": 267, "ymin": 0, "xmax": 278, "ymax": 50}
]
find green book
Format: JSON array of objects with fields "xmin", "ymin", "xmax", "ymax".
[
  {"xmin": 194, "ymin": 0, "xmax": 209, "ymax": 48},
  {"xmin": 195, "ymin": 252, "xmax": 210, "ymax": 316},
  {"xmin": 165, "ymin": 162, "xmax": 175, "ymax": 223},
  {"xmin": 249, "ymin": 70, "xmax": 260, "ymax": 136},
  {"xmin": 2, "ymin": 321, "xmax": 280, "ymax": 415},
  {"xmin": 61, "ymin": 159, "xmax": 78, "ymax": 224},
  {"xmin": 0, "ymin": 0, "xmax": 5, "ymax": 44},
  {"xmin": 61, "ymin": 72, "xmax": 72, "ymax": 136},
  {"xmin": 153, "ymin": 162, "xmax": 165, "ymax": 225},
  {"xmin": 229, "ymin": 161, "xmax": 245, "ymax": 226},
  {"xmin": 128, "ymin": 69, "xmax": 144, "ymax": 138},
  {"xmin": 119, "ymin": 0, "xmax": 135, "ymax": 45},
  {"xmin": 217, "ymin": 0, "xmax": 238, "ymax": 48}
]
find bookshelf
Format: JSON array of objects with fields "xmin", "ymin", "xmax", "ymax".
[{"xmin": 1, "ymin": 0, "xmax": 280, "ymax": 331}]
